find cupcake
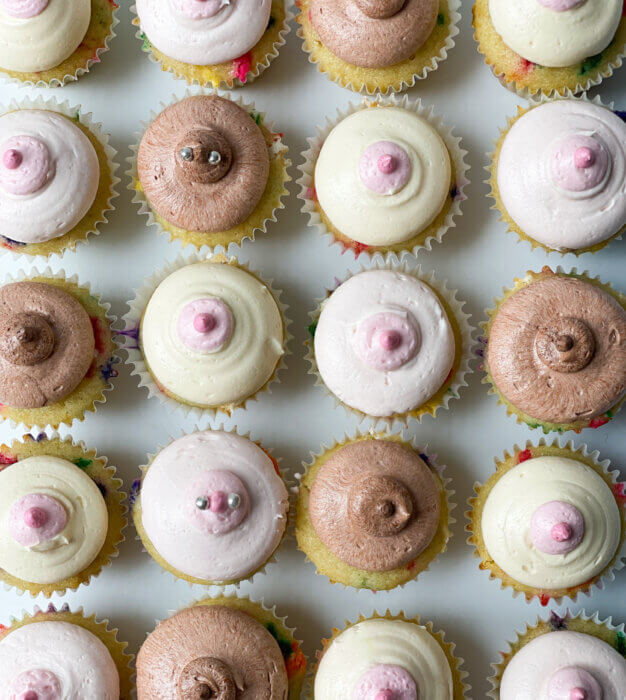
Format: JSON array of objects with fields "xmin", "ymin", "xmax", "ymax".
[
  {"xmin": 0, "ymin": 604, "xmax": 134, "ymax": 698},
  {"xmin": 296, "ymin": 0, "xmax": 461, "ymax": 94},
  {"xmin": 133, "ymin": 428, "xmax": 289, "ymax": 586},
  {"xmin": 467, "ymin": 441, "xmax": 625, "ymax": 605},
  {"xmin": 490, "ymin": 610, "xmax": 626, "ymax": 700},
  {"xmin": 0, "ymin": 99, "xmax": 118, "ymax": 257},
  {"xmin": 124, "ymin": 255, "xmax": 288, "ymax": 418},
  {"xmin": 0, "ymin": 273, "xmax": 118, "ymax": 430},
  {"xmin": 0, "ymin": 0, "xmax": 118, "ymax": 87},
  {"xmin": 296, "ymin": 432, "xmax": 453, "ymax": 590},
  {"xmin": 130, "ymin": 93, "xmax": 289, "ymax": 250},
  {"xmin": 136, "ymin": 596, "xmax": 307, "ymax": 698},
  {"xmin": 298, "ymin": 96, "xmax": 468, "ymax": 258},
  {"xmin": 314, "ymin": 613, "xmax": 469, "ymax": 698},
  {"xmin": 488, "ymin": 98, "xmax": 626, "ymax": 255},
  {"xmin": 0, "ymin": 433, "xmax": 126, "ymax": 596},
  {"xmin": 483, "ymin": 268, "xmax": 625, "ymax": 433},
  {"xmin": 307, "ymin": 265, "xmax": 473, "ymax": 424},
  {"xmin": 132, "ymin": 0, "xmax": 291, "ymax": 88},
  {"xmin": 473, "ymin": 0, "xmax": 626, "ymax": 97}
]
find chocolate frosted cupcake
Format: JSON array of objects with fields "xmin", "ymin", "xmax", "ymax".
[
  {"xmin": 130, "ymin": 93, "xmax": 289, "ymax": 250},
  {"xmin": 296, "ymin": 432, "xmax": 453, "ymax": 590},
  {"xmin": 483, "ymin": 268, "xmax": 625, "ymax": 433}
]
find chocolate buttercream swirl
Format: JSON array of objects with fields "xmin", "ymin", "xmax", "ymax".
[
  {"xmin": 137, "ymin": 95, "xmax": 270, "ymax": 234},
  {"xmin": 0, "ymin": 311, "xmax": 55, "ymax": 366},
  {"xmin": 355, "ymin": 0, "xmax": 406, "ymax": 19},
  {"xmin": 487, "ymin": 273, "xmax": 626, "ymax": 424},
  {"xmin": 177, "ymin": 657, "xmax": 236, "ymax": 700},
  {"xmin": 309, "ymin": 440, "xmax": 441, "ymax": 572}
]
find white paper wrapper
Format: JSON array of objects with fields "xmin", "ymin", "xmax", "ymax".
[
  {"xmin": 297, "ymin": 93, "xmax": 469, "ymax": 260},
  {"xmin": 305, "ymin": 256, "xmax": 476, "ymax": 430},
  {"xmin": 122, "ymin": 252, "xmax": 292, "ymax": 421}
]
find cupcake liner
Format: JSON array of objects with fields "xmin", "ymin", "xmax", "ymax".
[
  {"xmin": 131, "ymin": 423, "xmax": 292, "ymax": 587},
  {"xmin": 295, "ymin": 426, "xmax": 456, "ymax": 592},
  {"xmin": 0, "ymin": 603, "xmax": 134, "ymax": 698},
  {"xmin": 0, "ymin": 267, "xmax": 119, "ymax": 432},
  {"xmin": 0, "ymin": 95, "xmax": 119, "ymax": 259},
  {"xmin": 304, "ymin": 256, "xmax": 476, "ymax": 430},
  {"xmin": 480, "ymin": 266, "xmax": 625, "ymax": 433},
  {"xmin": 0, "ymin": 430, "xmax": 127, "ymax": 598},
  {"xmin": 0, "ymin": 0, "xmax": 119, "ymax": 88},
  {"xmin": 296, "ymin": 0, "xmax": 461, "ymax": 95},
  {"xmin": 127, "ymin": 89, "xmax": 290, "ymax": 252},
  {"xmin": 131, "ymin": 0, "xmax": 292, "ymax": 88},
  {"xmin": 472, "ymin": 0, "xmax": 626, "ymax": 98},
  {"xmin": 487, "ymin": 609, "xmax": 626, "ymax": 699},
  {"xmin": 121, "ymin": 252, "xmax": 291, "ymax": 421},
  {"xmin": 486, "ymin": 91, "xmax": 624, "ymax": 257},
  {"xmin": 466, "ymin": 438, "xmax": 626, "ymax": 606},
  {"xmin": 297, "ymin": 94, "xmax": 469, "ymax": 260}
]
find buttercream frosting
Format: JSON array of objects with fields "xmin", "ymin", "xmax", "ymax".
[
  {"xmin": 0, "ymin": 621, "xmax": 119, "ymax": 699},
  {"xmin": 314, "ymin": 269, "xmax": 455, "ymax": 417},
  {"xmin": 314, "ymin": 619, "xmax": 453, "ymax": 699},
  {"xmin": 488, "ymin": 0, "xmax": 622, "ymax": 67},
  {"xmin": 497, "ymin": 100, "xmax": 626, "ymax": 251},
  {"xmin": 135, "ymin": 0, "xmax": 271, "ymax": 65},
  {"xmin": 0, "ymin": 110, "xmax": 99, "ymax": 245}
]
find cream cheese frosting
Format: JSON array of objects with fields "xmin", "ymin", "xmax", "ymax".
[
  {"xmin": 0, "ymin": 621, "xmax": 119, "ymax": 699},
  {"xmin": 135, "ymin": 0, "xmax": 271, "ymax": 65},
  {"xmin": 139, "ymin": 430, "xmax": 288, "ymax": 582},
  {"xmin": 314, "ymin": 270, "xmax": 455, "ymax": 417},
  {"xmin": 500, "ymin": 630, "xmax": 626, "ymax": 700},
  {"xmin": 0, "ymin": 0, "xmax": 91, "ymax": 72},
  {"xmin": 488, "ymin": 0, "xmax": 622, "ymax": 67},
  {"xmin": 140, "ymin": 262, "xmax": 284, "ymax": 408},
  {"xmin": 497, "ymin": 100, "xmax": 626, "ymax": 251},
  {"xmin": 314, "ymin": 619, "xmax": 453, "ymax": 699},
  {"xmin": 0, "ymin": 110, "xmax": 99, "ymax": 245},
  {"xmin": 315, "ymin": 107, "xmax": 451, "ymax": 246},
  {"xmin": 481, "ymin": 456, "xmax": 621, "ymax": 589},
  {"xmin": 0, "ymin": 455, "xmax": 108, "ymax": 584}
]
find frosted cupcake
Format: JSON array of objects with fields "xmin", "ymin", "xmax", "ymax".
[
  {"xmin": 0, "ymin": 101, "xmax": 118, "ymax": 257},
  {"xmin": 489, "ymin": 98, "xmax": 626, "ymax": 255},
  {"xmin": 133, "ymin": 429, "xmax": 288, "ymax": 585},
  {"xmin": 0, "ymin": 0, "xmax": 118, "ymax": 87},
  {"xmin": 133, "ymin": 0, "xmax": 290, "ymax": 88},
  {"xmin": 131, "ymin": 93, "xmax": 289, "ymax": 250},
  {"xmin": 483, "ymin": 268, "xmax": 625, "ymax": 433},
  {"xmin": 473, "ymin": 0, "xmax": 626, "ymax": 96},
  {"xmin": 296, "ymin": 432, "xmax": 453, "ymax": 590},
  {"xmin": 296, "ymin": 0, "xmax": 461, "ymax": 94}
]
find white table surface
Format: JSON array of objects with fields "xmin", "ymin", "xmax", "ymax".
[{"xmin": 0, "ymin": 2, "xmax": 624, "ymax": 696}]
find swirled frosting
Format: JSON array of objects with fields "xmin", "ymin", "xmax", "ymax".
[
  {"xmin": 0, "ymin": 0, "xmax": 91, "ymax": 72},
  {"xmin": 0, "ymin": 621, "xmax": 119, "ymax": 699},
  {"xmin": 315, "ymin": 107, "xmax": 451, "ymax": 246},
  {"xmin": 137, "ymin": 95, "xmax": 269, "ymax": 234},
  {"xmin": 310, "ymin": 0, "xmax": 438, "ymax": 68},
  {"xmin": 314, "ymin": 269, "xmax": 455, "ymax": 417},
  {"xmin": 0, "ymin": 110, "xmax": 99, "ymax": 245},
  {"xmin": 141, "ymin": 262, "xmax": 284, "ymax": 408},
  {"xmin": 136, "ymin": 604, "xmax": 288, "ymax": 699},
  {"xmin": 314, "ymin": 619, "xmax": 453, "ymax": 699},
  {"xmin": 139, "ymin": 430, "xmax": 288, "ymax": 582},
  {"xmin": 487, "ymin": 274, "xmax": 626, "ymax": 424},
  {"xmin": 500, "ymin": 630, "xmax": 626, "ymax": 700},
  {"xmin": 481, "ymin": 455, "xmax": 620, "ymax": 589},
  {"xmin": 135, "ymin": 0, "xmax": 271, "ymax": 65},
  {"xmin": 497, "ymin": 100, "xmax": 626, "ymax": 251},
  {"xmin": 309, "ymin": 439, "xmax": 441, "ymax": 572},
  {"xmin": 488, "ymin": 0, "xmax": 622, "ymax": 67}
]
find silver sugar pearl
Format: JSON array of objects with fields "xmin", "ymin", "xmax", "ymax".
[
  {"xmin": 195, "ymin": 495, "xmax": 209, "ymax": 510},
  {"xmin": 208, "ymin": 150, "xmax": 222, "ymax": 165},
  {"xmin": 180, "ymin": 147, "xmax": 194, "ymax": 162},
  {"xmin": 227, "ymin": 492, "xmax": 241, "ymax": 509}
]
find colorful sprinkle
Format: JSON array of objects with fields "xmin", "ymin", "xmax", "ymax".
[
  {"xmin": 539, "ymin": 593, "xmax": 550, "ymax": 607},
  {"xmin": 589, "ymin": 415, "xmax": 610, "ymax": 429},
  {"xmin": 616, "ymin": 631, "xmax": 626, "ymax": 656},
  {"xmin": 308, "ymin": 321, "xmax": 318, "ymax": 338},
  {"xmin": 517, "ymin": 449, "xmax": 533, "ymax": 464},
  {"xmin": 580, "ymin": 53, "xmax": 603, "ymax": 75},
  {"xmin": 549, "ymin": 611, "xmax": 567, "ymax": 630},
  {"xmin": 0, "ymin": 453, "xmax": 17, "ymax": 465},
  {"xmin": 129, "ymin": 478, "xmax": 141, "ymax": 507},
  {"xmin": 73, "ymin": 458, "xmax": 93, "ymax": 470},
  {"xmin": 233, "ymin": 51, "xmax": 253, "ymax": 83}
]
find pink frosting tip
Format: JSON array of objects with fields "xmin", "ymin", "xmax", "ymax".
[
  {"xmin": 377, "ymin": 154, "xmax": 397, "ymax": 175},
  {"xmin": 3, "ymin": 149, "xmax": 22, "ymax": 170},
  {"xmin": 0, "ymin": 136, "xmax": 51, "ymax": 196},
  {"xmin": 9, "ymin": 669, "xmax": 61, "ymax": 700},
  {"xmin": 571, "ymin": 689, "xmax": 587, "ymax": 700},
  {"xmin": 0, "ymin": 0, "xmax": 49, "ymax": 19},
  {"xmin": 536, "ymin": 0, "xmax": 585, "ymax": 10},
  {"xmin": 187, "ymin": 469, "xmax": 249, "ymax": 535},
  {"xmin": 177, "ymin": 297, "xmax": 233, "ymax": 354},
  {"xmin": 170, "ymin": 0, "xmax": 229, "ymax": 19},
  {"xmin": 193, "ymin": 312, "xmax": 216, "ymax": 333},
  {"xmin": 359, "ymin": 141, "xmax": 412, "ymax": 195},
  {"xmin": 379, "ymin": 329, "xmax": 402, "ymax": 350},
  {"xmin": 550, "ymin": 134, "xmax": 609, "ymax": 193},
  {"xmin": 530, "ymin": 500, "xmax": 584, "ymax": 555},
  {"xmin": 23, "ymin": 506, "xmax": 48, "ymax": 529},
  {"xmin": 375, "ymin": 692, "xmax": 396, "ymax": 700},
  {"xmin": 355, "ymin": 311, "xmax": 420, "ymax": 372},
  {"xmin": 9, "ymin": 494, "xmax": 68, "ymax": 548},
  {"xmin": 209, "ymin": 490, "xmax": 228, "ymax": 513},
  {"xmin": 550, "ymin": 521, "xmax": 573, "ymax": 542},
  {"xmin": 548, "ymin": 666, "xmax": 601, "ymax": 700},
  {"xmin": 353, "ymin": 664, "xmax": 417, "ymax": 700},
  {"xmin": 574, "ymin": 146, "xmax": 595, "ymax": 169}
]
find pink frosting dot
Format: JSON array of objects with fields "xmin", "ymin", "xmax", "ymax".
[
  {"xmin": 187, "ymin": 469, "xmax": 249, "ymax": 535},
  {"xmin": 530, "ymin": 500, "xmax": 584, "ymax": 555},
  {"xmin": 355, "ymin": 312, "xmax": 420, "ymax": 371},
  {"xmin": 375, "ymin": 692, "xmax": 395, "ymax": 700},
  {"xmin": 177, "ymin": 298, "xmax": 233, "ymax": 353},
  {"xmin": 353, "ymin": 664, "xmax": 417, "ymax": 700},
  {"xmin": 0, "ymin": 136, "xmax": 51, "ymax": 196},
  {"xmin": 8, "ymin": 669, "xmax": 61, "ymax": 700},
  {"xmin": 536, "ymin": 0, "xmax": 585, "ymax": 10},
  {"xmin": 170, "ymin": 0, "xmax": 230, "ymax": 19},
  {"xmin": 0, "ymin": 0, "xmax": 49, "ymax": 19},
  {"xmin": 547, "ymin": 666, "xmax": 602, "ymax": 700},
  {"xmin": 9, "ymin": 494, "xmax": 67, "ymax": 548},
  {"xmin": 550, "ymin": 134, "xmax": 610, "ymax": 193},
  {"xmin": 209, "ymin": 490, "xmax": 228, "ymax": 513},
  {"xmin": 359, "ymin": 141, "xmax": 412, "ymax": 195}
]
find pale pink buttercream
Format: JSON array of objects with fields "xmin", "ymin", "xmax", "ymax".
[
  {"xmin": 353, "ymin": 664, "xmax": 417, "ymax": 700},
  {"xmin": 170, "ymin": 0, "xmax": 229, "ymax": 19},
  {"xmin": 359, "ymin": 141, "xmax": 412, "ymax": 195},
  {"xmin": 8, "ymin": 669, "xmax": 61, "ymax": 700},
  {"xmin": 530, "ymin": 500, "xmax": 584, "ymax": 555},
  {"xmin": 536, "ymin": 0, "xmax": 585, "ymax": 11},
  {"xmin": 0, "ymin": 0, "xmax": 49, "ymax": 19},
  {"xmin": 354, "ymin": 311, "xmax": 420, "ymax": 371},
  {"xmin": 550, "ymin": 135, "xmax": 609, "ymax": 193},
  {"xmin": 548, "ymin": 666, "xmax": 602, "ymax": 700},
  {"xmin": 8, "ymin": 494, "xmax": 67, "ymax": 547},
  {"xmin": 176, "ymin": 298, "xmax": 233, "ymax": 353},
  {"xmin": 0, "ymin": 136, "xmax": 52, "ymax": 196},
  {"xmin": 186, "ymin": 469, "xmax": 249, "ymax": 535}
]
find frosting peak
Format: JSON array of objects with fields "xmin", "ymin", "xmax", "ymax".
[
  {"xmin": 537, "ymin": 0, "xmax": 585, "ymax": 10},
  {"xmin": 354, "ymin": 663, "xmax": 418, "ymax": 700},
  {"xmin": 177, "ymin": 655, "xmax": 237, "ymax": 700},
  {"xmin": 0, "ymin": 312, "xmax": 55, "ymax": 367},
  {"xmin": 355, "ymin": 0, "xmax": 406, "ymax": 19},
  {"xmin": 171, "ymin": 0, "xmax": 231, "ymax": 20},
  {"xmin": 176, "ymin": 128, "xmax": 233, "ymax": 185},
  {"xmin": 0, "ymin": 0, "xmax": 49, "ymax": 18},
  {"xmin": 547, "ymin": 666, "xmax": 602, "ymax": 700},
  {"xmin": 349, "ymin": 475, "xmax": 413, "ymax": 538},
  {"xmin": 0, "ymin": 136, "xmax": 51, "ymax": 196},
  {"xmin": 177, "ymin": 297, "xmax": 234, "ymax": 354},
  {"xmin": 550, "ymin": 135, "xmax": 610, "ymax": 196},
  {"xmin": 529, "ymin": 500, "xmax": 584, "ymax": 555},
  {"xmin": 534, "ymin": 317, "xmax": 595, "ymax": 374}
]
